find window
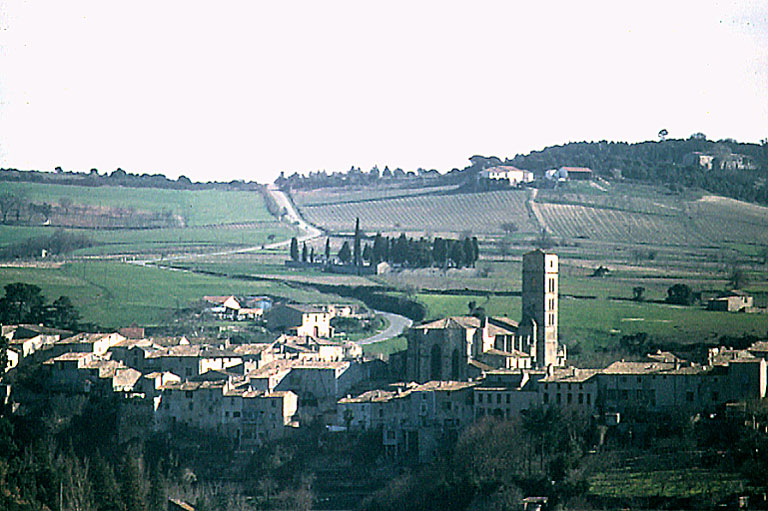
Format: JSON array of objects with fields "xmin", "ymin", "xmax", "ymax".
[
  {"xmin": 578, "ymin": 393, "xmax": 583, "ymax": 404},
  {"xmin": 686, "ymin": 391, "xmax": 694, "ymax": 402},
  {"xmin": 567, "ymin": 393, "xmax": 572, "ymax": 404},
  {"xmin": 496, "ymin": 394, "xmax": 501, "ymax": 404},
  {"xmin": 271, "ymin": 400, "xmax": 276, "ymax": 408},
  {"xmin": 506, "ymin": 394, "xmax": 510, "ymax": 404},
  {"xmin": 233, "ymin": 411, "xmax": 240, "ymax": 418},
  {"xmin": 586, "ymin": 394, "xmax": 591, "ymax": 405},
  {"xmin": 543, "ymin": 393, "xmax": 549, "ymax": 404},
  {"xmin": 556, "ymin": 394, "xmax": 561, "ymax": 404},
  {"xmin": 548, "ymin": 278, "xmax": 556, "ymax": 293},
  {"xmin": 185, "ymin": 391, "xmax": 193, "ymax": 399}
]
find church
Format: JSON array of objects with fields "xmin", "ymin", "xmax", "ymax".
[{"xmin": 405, "ymin": 249, "xmax": 567, "ymax": 382}]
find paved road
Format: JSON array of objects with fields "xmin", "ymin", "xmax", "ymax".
[
  {"xmin": 262, "ymin": 185, "xmax": 323, "ymax": 249},
  {"xmin": 358, "ymin": 310, "xmax": 413, "ymax": 345}
]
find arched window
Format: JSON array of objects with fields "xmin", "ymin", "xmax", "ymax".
[
  {"xmin": 451, "ymin": 349, "xmax": 461, "ymax": 380},
  {"xmin": 430, "ymin": 344, "xmax": 442, "ymax": 381}
]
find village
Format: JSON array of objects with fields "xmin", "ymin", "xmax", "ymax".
[{"xmin": 3, "ymin": 249, "xmax": 766, "ymax": 471}]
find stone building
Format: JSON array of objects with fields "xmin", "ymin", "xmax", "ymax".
[
  {"xmin": 518, "ymin": 249, "xmax": 565, "ymax": 368},
  {"xmin": 405, "ymin": 250, "xmax": 565, "ymax": 383}
]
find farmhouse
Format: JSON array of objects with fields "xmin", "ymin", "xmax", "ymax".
[
  {"xmin": 266, "ymin": 303, "xmax": 334, "ymax": 338},
  {"xmin": 558, "ymin": 166, "xmax": 593, "ymax": 180},
  {"xmin": 478, "ymin": 165, "xmax": 534, "ymax": 186},
  {"xmin": 707, "ymin": 291, "xmax": 754, "ymax": 312}
]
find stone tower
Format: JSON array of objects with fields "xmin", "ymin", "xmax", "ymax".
[{"xmin": 521, "ymin": 249, "xmax": 560, "ymax": 367}]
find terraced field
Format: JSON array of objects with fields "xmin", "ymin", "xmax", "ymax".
[
  {"xmin": 534, "ymin": 193, "xmax": 768, "ymax": 248},
  {"xmin": 299, "ymin": 188, "xmax": 537, "ymax": 235}
]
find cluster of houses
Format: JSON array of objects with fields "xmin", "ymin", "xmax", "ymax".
[
  {"xmin": 338, "ymin": 345, "xmax": 767, "ymax": 460},
  {"xmin": 3, "ymin": 250, "xmax": 767, "ymax": 462},
  {"xmin": 1, "ymin": 300, "xmax": 377, "ymax": 447},
  {"xmin": 202, "ymin": 295, "xmax": 273, "ymax": 321},
  {"xmin": 477, "ymin": 165, "xmax": 593, "ymax": 188}
]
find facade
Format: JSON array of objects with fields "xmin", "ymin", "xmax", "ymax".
[
  {"xmin": 266, "ymin": 304, "xmax": 334, "ymax": 338},
  {"xmin": 478, "ymin": 165, "xmax": 534, "ymax": 186},
  {"xmin": 338, "ymin": 381, "xmax": 477, "ymax": 461},
  {"xmin": 153, "ymin": 380, "xmax": 297, "ymax": 445},
  {"xmin": 596, "ymin": 358, "xmax": 767, "ymax": 414}
]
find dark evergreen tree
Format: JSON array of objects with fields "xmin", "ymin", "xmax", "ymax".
[
  {"xmin": 301, "ymin": 242, "xmax": 308, "ymax": 263},
  {"xmin": 433, "ymin": 237, "xmax": 447, "ymax": 266},
  {"xmin": 462, "ymin": 237, "xmax": 475, "ymax": 268},
  {"xmin": 0, "ymin": 282, "xmax": 46, "ymax": 324},
  {"xmin": 49, "ymin": 295, "xmax": 80, "ymax": 330},
  {"xmin": 147, "ymin": 462, "xmax": 166, "ymax": 511},
  {"xmin": 118, "ymin": 454, "xmax": 146, "ymax": 511},
  {"xmin": 353, "ymin": 217, "xmax": 362, "ymax": 267},
  {"xmin": 338, "ymin": 241, "xmax": 351, "ymax": 264},
  {"xmin": 289, "ymin": 237, "xmax": 299, "ymax": 261},
  {"xmin": 91, "ymin": 452, "xmax": 124, "ymax": 511},
  {"xmin": 324, "ymin": 238, "xmax": 331, "ymax": 262}
]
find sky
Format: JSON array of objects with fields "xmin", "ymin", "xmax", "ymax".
[{"xmin": 0, "ymin": 1, "xmax": 766, "ymax": 183}]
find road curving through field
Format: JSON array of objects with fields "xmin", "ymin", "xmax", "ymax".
[{"xmin": 357, "ymin": 310, "xmax": 413, "ymax": 345}]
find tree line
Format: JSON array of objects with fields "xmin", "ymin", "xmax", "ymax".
[
  {"xmin": 289, "ymin": 219, "xmax": 480, "ymax": 269},
  {"xmin": 0, "ymin": 229, "xmax": 94, "ymax": 260},
  {"xmin": 274, "ymin": 166, "xmax": 442, "ymax": 191},
  {"xmin": 0, "ymin": 283, "xmax": 82, "ymax": 331}
]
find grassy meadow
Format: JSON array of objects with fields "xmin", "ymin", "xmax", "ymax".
[
  {"xmin": 0, "ymin": 261, "xmax": 343, "ymax": 328},
  {"xmin": 1, "ymin": 181, "xmax": 276, "ymax": 226}
]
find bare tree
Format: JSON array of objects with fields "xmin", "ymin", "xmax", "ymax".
[{"xmin": 0, "ymin": 192, "xmax": 20, "ymax": 224}]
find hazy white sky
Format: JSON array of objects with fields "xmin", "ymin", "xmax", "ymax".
[{"xmin": 0, "ymin": 1, "xmax": 766, "ymax": 183}]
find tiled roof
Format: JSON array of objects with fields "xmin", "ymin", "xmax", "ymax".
[{"xmin": 540, "ymin": 367, "xmax": 599, "ymax": 383}]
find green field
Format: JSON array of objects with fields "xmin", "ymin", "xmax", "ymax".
[
  {"xmin": 1, "ymin": 181, "xmax": 277, "ymax": 226},
  {"xmin": 0, "ymin": 261, "xmax": 341, "ymax": 328},
  {"xmin": 80, "ymin": 223, "xmax": 293, "ymax": 256},
  {"xmin": 0, "ymin": 181, "xmax": 298, "ymax": 258}
]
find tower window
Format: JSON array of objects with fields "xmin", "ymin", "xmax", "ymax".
[{"xmin": 548, "ymin": 278, "xmax": 556, "ymax": 293}]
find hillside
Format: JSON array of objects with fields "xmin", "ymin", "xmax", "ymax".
[{"xmin": 0, "ymin": 181, "xmax": 294, "ymax": 259}]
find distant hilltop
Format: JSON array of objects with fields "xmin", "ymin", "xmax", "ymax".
[{"xmin": 277, "ymin": 136, "xmax": 768, "ymax": 207}]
